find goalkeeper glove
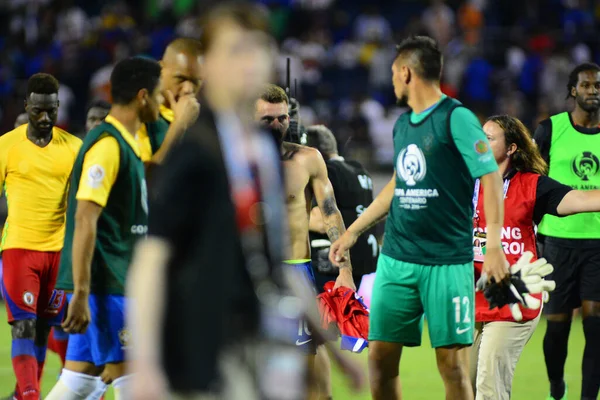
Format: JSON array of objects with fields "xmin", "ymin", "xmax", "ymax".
[{"xmin": 476, "ymin": 251, "xmax": 556, "ymax": 321}]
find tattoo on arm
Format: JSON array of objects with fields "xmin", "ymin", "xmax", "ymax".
[
  {"xmin": 320, "ymin": 197, "xmax": 352, "ymax": 272},
  {"xmin": 322, "ymin": 197, "xmax": 337, "ymax": 216}
]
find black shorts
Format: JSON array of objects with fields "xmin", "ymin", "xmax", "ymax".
[{"xmin": 543, "ymin": 237, "xmax": 600, "ymax": 314}]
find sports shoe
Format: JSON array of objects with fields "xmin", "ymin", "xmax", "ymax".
[{"xmin": 546, "ymin": 383, "xmax": 568, "ymax": 400}]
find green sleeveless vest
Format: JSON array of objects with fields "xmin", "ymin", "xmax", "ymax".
[
  {"xmin": 382, "ymin": 97, "xmax": 476, "ymax": 265},
  {"xmin": 57, "ymin": 120, "xmax": 148, "ymax": 295},
  {"xmin": 538, "ymin": 112, "xmax": 600, "ymax": 238},
  {"xmin": 146, "ymin": 111, "xmax": 171, "ymax": 155}
]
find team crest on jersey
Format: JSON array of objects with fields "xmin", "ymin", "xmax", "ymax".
[
  {"xmin": 397, "ymin": 144, "xmax": 426, "ymax": 186},
  {"xmin": 118, "ymin": 329, "xmax": 131, "ymax": 347},
  {"xmin": 87, "ymin": 164, "xmax": 105, "ymax": 189},
  {"xmin": 23, "ymin": 292, "xmax": 34, "ymax": 306},
  {"xmin": 140, "ymin": 179, "xmax": 148, "ymax": 215},
  {"xmin": 474, "ymin": 140, "xmax": 489, "ymax": 154},
  {"xmin": 572, "ymin": 151, "xmax": 599, "ymax": 181}
]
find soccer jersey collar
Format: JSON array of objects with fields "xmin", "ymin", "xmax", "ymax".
[
  {"xmin": 160, "ymin": 104, "xmax": 174, "ymax": 123},
  {"xmin": 104, "ymin": 115, "xmax": 141, "ymax": 158}
]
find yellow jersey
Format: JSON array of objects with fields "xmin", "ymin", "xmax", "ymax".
[{"xmin": 0, "ymin": 125, "xmax": 82, "ymax": 251}]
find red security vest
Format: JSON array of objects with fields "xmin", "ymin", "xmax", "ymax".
[{"xmin": 473, "ymin": 171, "xmax": 543, "ymax": 322}]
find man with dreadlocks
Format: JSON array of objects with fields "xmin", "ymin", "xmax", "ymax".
[{"xmin": 534, "ymin": 62, "xmax": 600, "ymax": 400}]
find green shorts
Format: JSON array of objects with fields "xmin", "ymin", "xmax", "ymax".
[{"xmin": 369, "ymin": 254, "xmax": 474, "ymax": 348}]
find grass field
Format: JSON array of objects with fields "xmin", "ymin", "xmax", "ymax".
[{"xmin": 0, "ymin": 310, "xmax": 585, "ymax": 399}]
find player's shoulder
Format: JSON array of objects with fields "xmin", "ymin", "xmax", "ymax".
[
  {"xmin": 53, "ymin": 127, "xmax": 82, "ymax": 148},
  {"xmin": 0, "ymin": 125, "xmax": 27, "ymax": 155},
  {"xmin": 282, "ymin": 142, "xmax": 321, "ymax": 161}
]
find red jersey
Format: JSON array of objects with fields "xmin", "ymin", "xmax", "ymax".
[{"xmin": 473, "ymin": 171, "xmax": 543, "ymax": 322}]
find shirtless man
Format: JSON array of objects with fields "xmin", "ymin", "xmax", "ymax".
[{"xmin": 255, "ymin": 84, "xmax": 355, "ymax": 357}]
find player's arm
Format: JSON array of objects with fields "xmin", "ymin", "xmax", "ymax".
[
  {"xmin": 450, "ymin": 107, "xmax": 508, "ymax": 283},
  {"xmin": 533, "ymin": 119, "xmax": 552, "ymax": 166},
  {"xmin": 309, "ymin": 206, "xmax": 326, "ymax": 234},
  {"xmin": 329, "ymin": 173, "xmax": 394, "ymax": 265},
  {"xmin": 63, "ymin": 136, "xmax": 120, "ymax": 333},
  {"xmin": 309, "ymin": 148, "xmax": 355, "ymax": 288},
  {"xmin": 531, "ymin": 175, "xmax": 599, "ymax": 217},
  {"xmin": 150, "ymin": 91, "xmax": 199, "ymax": 165}
]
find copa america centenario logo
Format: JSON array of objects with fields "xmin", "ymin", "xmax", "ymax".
[
  {"xmin": 572, "ymin": 151, "xmax": 600, "ymax": 181},
  {"xmin": 397, "ymin": 144, "xmax": 427, "ymax": 186}
]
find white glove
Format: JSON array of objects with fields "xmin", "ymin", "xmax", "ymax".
[{"xmin": 508, "ymin": 251, "xmax": 556, "ymax": 320}]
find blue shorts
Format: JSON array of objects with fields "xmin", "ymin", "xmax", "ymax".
[
  {"xmin": 284, "ymin": 260, "xmax": 317, "ymax": 355},
  {"xmin": 65, "ymin": 294, "xmax": 128, "ymax": 366}
]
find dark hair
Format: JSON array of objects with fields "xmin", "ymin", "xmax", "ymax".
[
  {"xmin": 110, "ymin": 57, "xmax": 162, "ymax": 105},
  {"xmin": 566, "ymin": 62, "xmax": 600, "ymax": 99},
  {"xmin": 200, "ymin": 1, "xmax": 269, "ymax": 53},
  {"xmin": 395, "ymin": 36, "xmax": 443, "ymax": 82},
  {"xmin": 305, "ymin": 125, "xmax": 338, "ymax": 156},
  {"xmin": 486, "ymin": 115, "xmax": 547, "ymax": 175},
  {"xmin": 87, "ymin": 99, "xmax": 111, "ymax": 113},
  {"xmin": 260, "ymin": 84, "xmax": 288, "ymax": 104},
  {"xmin": 27, "ymin": 73, "xmax": 59, "ymax": 97}
]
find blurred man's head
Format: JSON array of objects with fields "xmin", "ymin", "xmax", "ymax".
[
  {"xmin": 392, "ymin": 36, "xmax": 442, "ymax": 106},
  {"xmin": 110, "ymin": 57, "xmax": 163, "ymax": 123},
  {"xmin": 305, "ymin": 125, "xmax": 338, "ymax": 159},
  {"xmin": 567, "ymin": 62, "xmax": 600, "ymax": 113},
  {"xmin": 14, "ymin": 113, "xmax": 28, "ymax": 129},
  {"xmin": 25, "ymin": 73, "xmax": 60, "ymax": 136},
  {"xmin": 200, "ymin": 2, "xmax": 274, "ymax": 108},
  {"xmin": 86, "ymin": 100, "xmax": 111, "ymax": 132},
  {"xmin": 256, "ymin": 84, "xmax": 289, "ymax": 145},
  {"xmin": 160, "ymin": 38, "xmax": 203, "ymax": 107}
]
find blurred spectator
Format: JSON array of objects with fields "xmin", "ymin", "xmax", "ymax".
[
  {"xmin": 0, "ymin": 0, "xmax": 598, "ymax": 169},
  {"xmin": 422, "ymin": 0, "xmax": 455, "ymax": 48}
]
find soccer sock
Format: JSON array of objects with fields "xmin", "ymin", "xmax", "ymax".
[
  {"xmin": 34, "ymin": 344, "xmax": 46, "ymax": 383},
  {"xmin": 582, "ymin": 316, "xmax": 600, "ymax": 398},
  {"xmin": 112, "ymin": 375, "xmax": 132, "ymax": 400},
  {"xmin": 85, "ymin": 377, "xmax": 108, "ymax": 400},
  {"xmin": 544, "ymin": 320, "xmax": 571, "ymax": 399},
  {"xmin": 11, "ymin": 338, "xmax": 39, "ymax": 400},
  {"xmin": 48, "ymin": 327, "xmax": 69, "ymax": 366},
  {"xmin": 45, "ymin": 369, "xmax": 98, "ymax": 400}
]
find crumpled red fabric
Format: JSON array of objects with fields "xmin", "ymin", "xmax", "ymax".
[{"xmin": 317, "ymin": 281, "xmax": 369, "ymax": 346}]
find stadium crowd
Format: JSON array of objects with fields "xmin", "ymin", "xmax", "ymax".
[{"xmin": 0, "ymin": 1, "xmax": 599, "ymax": 400}]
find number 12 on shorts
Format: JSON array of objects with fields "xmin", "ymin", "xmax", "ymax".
[{"xmin": 452, "ymin": 296, "xmax": 471, "ymax": 325}]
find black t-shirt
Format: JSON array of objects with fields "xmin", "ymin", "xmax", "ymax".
[
  {"xmin": 310, "ymin": 158, "xmax": 379, "ymax": 277},
  {"xmin": 533, "ymin": 175, "xmax": 573, "ymax": 225},
  {"xmin": 149, "ymin": 136, "xmax": 259, "ymax": 392}
]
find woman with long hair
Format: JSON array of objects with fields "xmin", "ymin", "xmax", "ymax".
[{"xmin": 470, "ymin": 115, "xmax": 600, "ymax": 400}]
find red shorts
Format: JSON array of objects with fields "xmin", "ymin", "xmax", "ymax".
[{"xmin": 1, "ymin": 249, "xmax": 66, "ymax": 324}]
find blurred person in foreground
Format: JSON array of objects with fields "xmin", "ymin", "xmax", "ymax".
[
  {"xmin": 534, "ymin": 62, "xmax": 600, "ymax": 400},
  {"xmin": 254, "ymin": 85, "xmax": 356, "ymax": 399},
  {"xmin": 0, "ymin": 73, "xmax": 82, "ymax": 400},
  {"xmin": 45, "ymin": 56, "xmax": 163, "ymax": 400},
  {"xmin": 305, "ymin": 124, "xmax": 379, "ymax": 399},
  {"xmin": 472, "ymin": 115, "xmax": 600, "ymax": 400},
  {"xmin": 329, "ymin": 36, "xmax": 508, "ymax": 400},
  {"xmin": 128, "ymin": 4, "xmax": 364, "ymax": 399},
  {"xmin": 127, "ymin": 4, "xmax": 288, "ymax": 399}
]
